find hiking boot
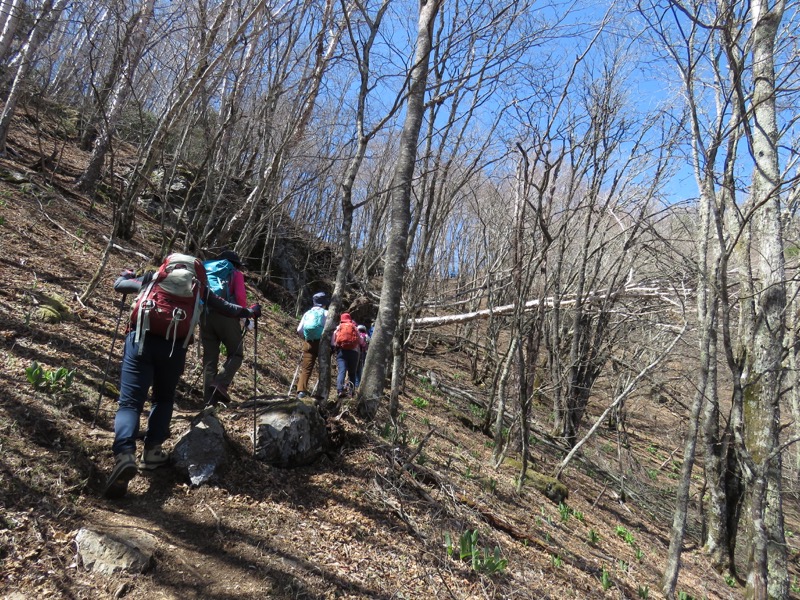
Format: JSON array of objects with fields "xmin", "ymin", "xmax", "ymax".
[
  {"xmin": 141, "ymin": 445, "xmax": 169, "ymax": 470},
  {"xmin": 104, "ymin": 452, "xmax": 137, "ymax": 499}
]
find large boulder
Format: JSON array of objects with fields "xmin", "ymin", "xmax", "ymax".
[
  {"xmin": 75, "ymin": 527, "xmax": 157, "ymax": 575},
  {"xmin": 253, "ymin": 400, "xmax": 327, "ymax": 467},
  {"xmin": 171, "ymin": 412, "xmax": 230, "ymax": 486}
]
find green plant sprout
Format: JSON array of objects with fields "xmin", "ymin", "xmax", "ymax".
[
  {"xmin": 601, "ymin": 566, "xmax": 613, "ymax": 591},
  {"xmin": 587, "ymin": 529, "xmax": 600, "ymax": 546},
  {"xmin": 445, "ymin": 530, "xmax": 508, "ymax": 575}
]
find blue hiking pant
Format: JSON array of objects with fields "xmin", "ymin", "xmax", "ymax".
[
  {"xmin": 336, "ymin": 348, "xmax": 359, "ymax": 395},
  {"xmin": 112, "ymin": 331, "xmax": 187, "ymax": 455}
]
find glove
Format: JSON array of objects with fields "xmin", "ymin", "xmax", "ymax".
[{"xmin": 248, "ymin": 303, "xmax": 262, "ymax": 319}]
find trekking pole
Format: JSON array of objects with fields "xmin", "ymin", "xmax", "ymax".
[
  {"xmin": 92, "ymin": 293, "xmax": 128, "ymax": 427},
  {"xmin": 252, "ymin": 317, "xmax": 258, "ymax": 457}
]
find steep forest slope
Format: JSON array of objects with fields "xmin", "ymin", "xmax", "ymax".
[{"xmin": 0, "ymin": 113, "xmax": 798, "ymax": 600}]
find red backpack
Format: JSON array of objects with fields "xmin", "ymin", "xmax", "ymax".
[
  {"xmin": 336, "ymin": 321, "xmax": 360, "ymax": 350},
  {"xmin": 129, "ymin": 253, "xmax": 207, "ymax": 355}
]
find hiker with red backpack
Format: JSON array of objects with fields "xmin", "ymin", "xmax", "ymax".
[
  {"xmin": 200, "ymin": 250, "xmax": 248, "ymax": 407},
  {"xmin": 104, "ymin": 254, "xmax": 261, "ymax": 499},
  {"xmin": 295, "ymin": 292, "xmax": 329, "ymax": 399},
  {"xmin": 332, "ymin": 313, "xmax": 360, "ymax": 398}
]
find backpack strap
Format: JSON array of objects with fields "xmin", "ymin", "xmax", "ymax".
[
  {"xmin": 182, "ymin": 282, "xmax": 203, "ymax": 350},
  {"xmin": 134, "ymin": 280, "xmax": 157, "ymax": 356},
  {"xmin": 165, "ymin": 305, "xmax": 187, "ymax": 357}
]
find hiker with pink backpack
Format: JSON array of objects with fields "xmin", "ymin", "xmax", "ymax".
[
  {"xmin": 200, "ymin": 250, "xmax": 249, "ymax": 407},
  {"xmin": 104, "ymin": 253, "xmax": 261, "ymax": 499}
]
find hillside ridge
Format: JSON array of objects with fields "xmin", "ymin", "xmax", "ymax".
[{"xmin": 0, "ymin": 112, "xmax": 780, "ymax": 600}]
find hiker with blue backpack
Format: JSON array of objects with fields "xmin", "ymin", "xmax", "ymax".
[
  {"xmin": 295, "ymin": 292, "xmax": 328, "ymax": 399},
  {"xmin": 105, "ymin": 254, "xmax": 261, "ymax": 499},
  {"xmin": 200, "ymin": 250, "xmax": 248, "ymax": 407}
]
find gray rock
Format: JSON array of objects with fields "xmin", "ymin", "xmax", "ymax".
[
  {"xmin": 171, "ymin": 412, "xmax": 230, "ymax": 486},
  {"xmin": 254, "ymin": 400, "xmax": 327, "ymax": 467},
  {"xmin": 75, "ymin": 527, "xmax": 157, "ymax": 575}
]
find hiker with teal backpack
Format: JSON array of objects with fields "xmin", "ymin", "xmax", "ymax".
[
  {"xmin": 295, "ymin": 292, "xmax": 328, "ymax": 399},
  {"xmin": 201, "ymin": 250, "xmax": 248, "ymax": 407},
  {"xmin": 105, "ymin": 254, "xmax": 261, "ymax": 499}
]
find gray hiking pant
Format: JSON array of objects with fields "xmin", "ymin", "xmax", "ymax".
[{"xmin": 200, "ymin": 310, "xmax": 244, "ymax": 400}]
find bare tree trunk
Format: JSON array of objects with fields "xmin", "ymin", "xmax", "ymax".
[
  {"xmin": 315, "ymin": 0, "xmax": 391, "ymax": 403},
  {"xmin": 0, "ymin": 0, "xmax": 22, "ymax": 64},
  {"xmin": 357, "ymin": 0, "xmax": 442, "ymax": 420},
  {"xmin": 662, "ymin": 311, "xmax": 714, "ymax": 596},
  {"xmin": 740, "ymin": 0, "xmax": 787, "ymax": 596},
  {"xmin": 76, "ymin": 0, "xmax": 156, "ymax": 193},
  {"xmin": 0, "ymin": 0, "xmax": 70, "ymax": 153}
]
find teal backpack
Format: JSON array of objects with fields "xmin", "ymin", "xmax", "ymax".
[
  {"xmin": 302, "ymin": 307, "xmax": 326, "ymax": 341},
  {"xmin": 203, "ymin": 259, "xmax": 235, "ymax": 301}
]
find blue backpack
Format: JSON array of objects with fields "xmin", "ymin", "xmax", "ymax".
[
  {"xmin": 302, "ymin": 307, "xmax": 326, "ymax": 340},
  {"xmin": 203, "ymin": 259, "xmax": 235, "ymax": 301}
]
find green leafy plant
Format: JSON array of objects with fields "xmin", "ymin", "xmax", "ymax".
[
  {"xmin": 647, "ymin": 444, "xmax": 659, "ymax": 455},
  {"xmin": 791, "ymin": 577, "xmax": 800, "ymax": 594},
  {"xmin": 601, "ymin": 566, "xmax": 613, "ymax": 591},
  {"xmin": 551, "ymin": 554, "xmax": 563, "ymax": 568},
  {"xmin": 615, "ymin": 525, "xmax": 635, "ymax": 546},
  {"xmin": 445, "ymin": 530, "xmax": 508, "ymax": 575},
  {"xmin": 637, "ymin": 585, "xmax": 650, "ymax": 599},
  {"xmin": 618, "ymin": 560, "xmax": 628, "ymax": 572},
  {"xmin": 276, "ymin": 349, "xmax": 286, "ymax": 360},
  {"xmin": 25, "ymin": 361, "xmax": 75, "ymax": 393},
  {"xmin": 558, "ymin": 502, "xmax": 572, "ymax": 523},
  {"xmin": 677, "ymin": 592, "xmax": 696, "ymax": 600},
  {"xmin": 25, "ymin": 361, "xmax": 44, "ymax": 387},
  {"xmin": 634, "ymin": 547, "xmax": 645, "ymax": 562},
  {"xmin": 573, "ymin": 510, "xmax": 584, "ymax": 522},
  {"xmin": 647, "ymin": 468, "xmax": 659, "ymax": 481},
  {"xmin": 724, "ymin": 574, "xmax": 737, "ymax": 588},
  {"xmin": 412, "ymin": 397, "xmax": 429, "ymax": 409}
]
